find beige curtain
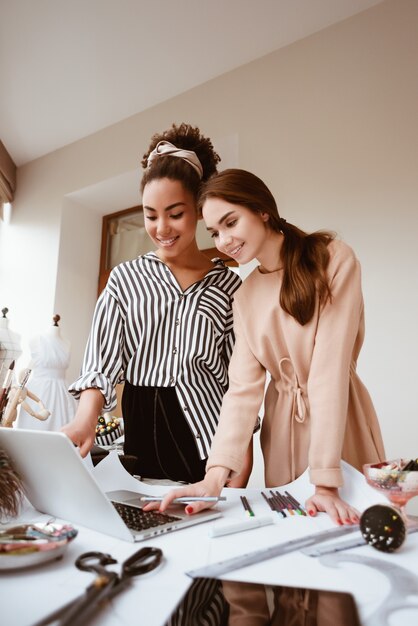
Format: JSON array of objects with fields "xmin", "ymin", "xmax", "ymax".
[{"xmin": 0, "ymin": 140, "xmax": 16, "ymax": 204}]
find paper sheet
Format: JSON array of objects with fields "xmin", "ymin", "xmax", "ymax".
[
  {"xmin": 92, "ymin": 453, "xmax": 386, "ymax": 508},
  {"xmin": 221, "ymin": 460, "xmax": 385, "ymax": 512},
  {"xmin": 92, "ymin": 450, "xmax": 173, "ymax": 495}
]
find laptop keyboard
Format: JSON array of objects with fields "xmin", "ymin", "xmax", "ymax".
[{"xmin": 112, "ymin": 501, "xmax": 181, "ymax": 531}]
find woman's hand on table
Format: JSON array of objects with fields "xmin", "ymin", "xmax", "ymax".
[
  {"xmin": 143, "ymin": 467, "xmax": 230, "ymax": 515},
  {"xmin": 305, "ymin": 486, "xmax": 360, "ymax": 525}
]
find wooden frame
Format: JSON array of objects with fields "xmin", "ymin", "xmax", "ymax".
[{"xmin": 98, "ymin": 206, "xmax": 237, "ymax": 296}]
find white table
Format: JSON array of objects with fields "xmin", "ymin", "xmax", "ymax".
[{"xmin": 1, "ymin": 457, "xmax": 418, "ymax": 626}]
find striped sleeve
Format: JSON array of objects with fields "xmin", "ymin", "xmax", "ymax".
[{"xmin": 68, "ymin": 273, "xmax": 124, "ymax": 410}]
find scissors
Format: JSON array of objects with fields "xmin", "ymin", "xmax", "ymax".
[{"xmin": 32, "ymin": 546, "xmax": 163, "ymax": 626}]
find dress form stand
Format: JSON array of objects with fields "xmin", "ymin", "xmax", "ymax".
[
  {"xmin": 0, "ymin": 308, "xmax": 22, "ymax": 388},
  {"xmin": 15, "ymin": 314, "xmax": 77, "ymax": 431}
]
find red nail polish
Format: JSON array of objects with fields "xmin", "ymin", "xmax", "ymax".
[
  {"xmin": 186, "ymin": 506, "xmax": 193, "ymax": 515},
  {"xmin": 308, "ymin": 510, "xmax": 315, "ymax": 516}
]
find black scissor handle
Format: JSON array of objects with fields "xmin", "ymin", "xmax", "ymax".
[
  {"xmin": 75, "ymin": 551, "xmax": 118, "ymax": 573},
  {"xmin": 123, "ymin": 546, "xmax": 163, "ymax": 576}
]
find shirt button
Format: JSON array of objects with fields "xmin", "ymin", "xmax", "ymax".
[
  {"xmin": 172, "ymin": 347, "xmax": 177, "ymax": 355},
  {"xmin": 195, "ymin": 433, "xmax": 201, "ymax": 439},
  {"xmin": 175, "ymin": 319, "xmax": 180, "ymax": 326},
  {"xmin": 169, "ymin": 377, "xmax": 175, "ymax": 385},
  {"xmin": 179, "ymin": 294, "xmax": 184, "ymax": 300},
  {"xmin": 183, "ymin": 406, "xmax": 188, "ymax": 411}
]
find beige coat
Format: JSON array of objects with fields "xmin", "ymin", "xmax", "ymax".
[{"xmin": 207, "ymin": 239, "xmax": 385, "ymax": 488}]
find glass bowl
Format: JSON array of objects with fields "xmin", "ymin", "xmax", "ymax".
[{"xmin": 363, "ymin": 459, "xmax": 418, "ymax": 514}]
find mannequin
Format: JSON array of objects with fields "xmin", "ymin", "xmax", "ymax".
[
  {"xmin": 15, "ymin": 315, "xmax": 77, "ymax": 430},
  {"xmin": 1, "ymin": 368, "xmax": 50, "ymax": 427},
  {"xmin": 0, "ymin": 308, "xmax": 22, "ymax": 388}
]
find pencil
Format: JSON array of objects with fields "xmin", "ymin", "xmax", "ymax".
[
  {"xmin": 261, "ymin": 491, "xmax": 274, "ymax": 511},
  {"xmin": 284, "ymin": 490, "xmax": 307, "ymax": 515},
  {"xmin": 271, "ymin": 490, "xmax": 292, "ymax": 516},
  {"xmin": 240, "ymin": 495, "xmax": 249, "ymax": 515},
  {"xmin": 262, "ymin": 491, "xmax": 286, "ymax": 518},
  {"xmin": 276, "ymin": 491, "xmax": 298, "ymax": 515},
  {"xmin": 240, "ymin": 495, "xmax": 255, "ymax": 517}
]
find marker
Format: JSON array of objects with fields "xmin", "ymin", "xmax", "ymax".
[
  {"xmin": 209, "ymin": 516, "xmax": 275, "ymax": 538},
  {"xmin": 140, "ymin": 496, "xmax": 227, "ymax": 503}
]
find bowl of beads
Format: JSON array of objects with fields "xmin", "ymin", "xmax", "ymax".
[
  {"xmin": 363, "ymin": 458, "xmax": 418, "ymax": 512},
  {"xmin": 0, "ymin": 522, "xmax": 78, "ymax": 570},
  {"xmin": 95, "ymin": 413, "xmax": 123, "ymax": 446}
]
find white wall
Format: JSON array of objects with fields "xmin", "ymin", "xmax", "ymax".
[
  {"xmin": 53, "ymin": 197, "xmax": 103, "ymax": 380},
  {"xmin": 1, "ymin": 0, "xmax": 417, "ymax": 505}
]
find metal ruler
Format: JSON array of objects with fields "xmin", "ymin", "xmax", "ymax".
[
  {"xmin": 302, "ymin": 522, "xmax": 418, "ymax": 557},
  {"xmin": 186, "ymin": 524, "xmax": 360, "ymax": 579},
  {"xmin": 302, "ymin": 534, "xmax": 365, "ymax": 557}
]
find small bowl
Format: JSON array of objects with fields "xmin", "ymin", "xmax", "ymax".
[{"xmin": 363, "ymin": 459, "xmax": 418, "ymax": 509}]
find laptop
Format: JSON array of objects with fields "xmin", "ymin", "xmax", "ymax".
[{"xmin": 0, "ymin": 428, "xmax": 222, "ymax": 542}]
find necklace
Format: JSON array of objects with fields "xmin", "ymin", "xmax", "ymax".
[{"xmin": 258, "ymin": 265, "xmax": 283, "ymax": 274}]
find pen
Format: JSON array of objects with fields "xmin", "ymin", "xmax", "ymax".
[{"xmin": 140, "ymin": 496, "xmax": 227, "ymax": 503}]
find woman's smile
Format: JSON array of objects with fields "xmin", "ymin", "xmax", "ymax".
[{"xmin": 157, "ymin": 235, "xmax": 180, "ymax": 247}]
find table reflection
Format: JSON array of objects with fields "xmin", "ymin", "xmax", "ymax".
[{"xmin": 165, "ymin": 578, "xmax": 361, "ymax": 626}]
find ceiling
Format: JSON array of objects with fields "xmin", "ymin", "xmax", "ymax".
[{"xmin": 1, "ymin": 0, "xmax": 384, "ymax": 167}]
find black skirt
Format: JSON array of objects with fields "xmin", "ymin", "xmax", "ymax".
[{"xmin": 122, "ymin": 382, "xmax": 207, "ymax": 483}]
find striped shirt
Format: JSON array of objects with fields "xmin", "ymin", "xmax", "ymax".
[{"xmin": 69, "ymin": 252, "xmax": 242, "ymax": 459}]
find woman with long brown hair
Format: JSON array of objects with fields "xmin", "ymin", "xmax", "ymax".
[{"xmin": 152, "ymin": 167, "xmax": 385, "ymax": 524}]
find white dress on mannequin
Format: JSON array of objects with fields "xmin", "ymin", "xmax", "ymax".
[
  {"xmin": 0, "ymin": 311, "xmax": 22, "ymax": 387},
  {"xmin": 16, "ymin": 325, "xmax": 77, "ymax": 430}
]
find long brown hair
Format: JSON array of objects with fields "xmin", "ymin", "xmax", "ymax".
[{"xmin": 198, "ymin": 169, "xmax": 335, "ymax": 325}]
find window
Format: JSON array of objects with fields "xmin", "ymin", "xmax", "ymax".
[{"xmin": 98, "ymin": 206, "xmax": 236, "ymax": 295}]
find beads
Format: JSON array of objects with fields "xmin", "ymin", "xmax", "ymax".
[
  {"xmin": 95, "ymin": 414, "xmax": 122, "ymax": 445},
  {"xmin": 360, "ymin": 504, "xmax": 406, "ymax": 552}
]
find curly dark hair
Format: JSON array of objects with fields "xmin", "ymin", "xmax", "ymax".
[{"xmin": 140, "ymin": 123, "xmax": 221, "ymax": 200}]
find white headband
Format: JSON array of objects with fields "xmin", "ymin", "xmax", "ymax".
[{"xmin": 147, "ymin": 140, "xmax": 203, "ymax": 179}]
